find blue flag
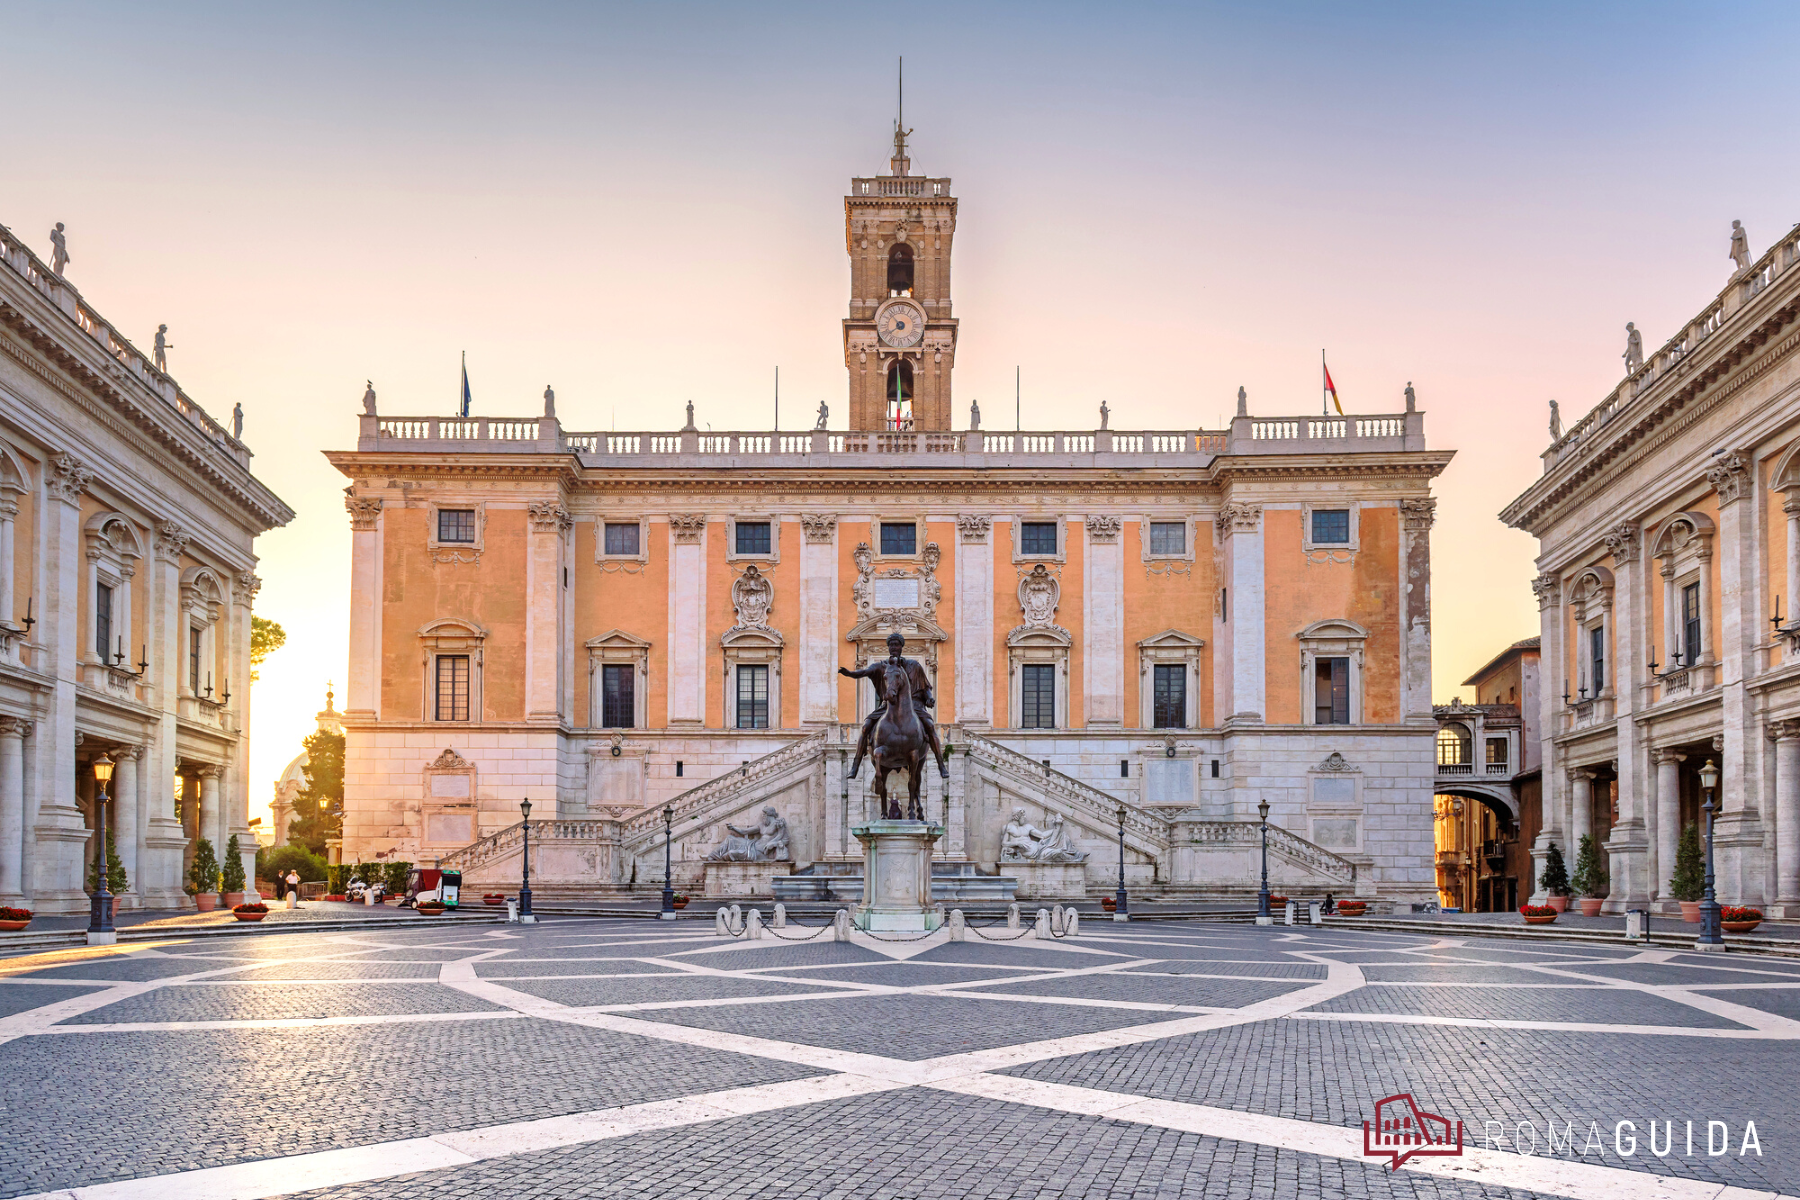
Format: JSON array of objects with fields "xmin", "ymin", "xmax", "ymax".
[{"xmin": 459, "ymin": 352, "xmax": 472, "ymax": 417}]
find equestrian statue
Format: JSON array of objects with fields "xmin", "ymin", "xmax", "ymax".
[{"xmin": 840, "ymin": 632, "xmax": 948, "ymax": 821}]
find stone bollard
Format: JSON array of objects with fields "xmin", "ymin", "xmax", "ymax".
[
  {"xmin": 933, "ymin": 902, "xmax": 946, "ymax": 927},
  {"xmin": 287, "ymin": 892, "xmax": 298, "ymax": 910},
  {"xmin": 948, "ymin": 909, "xmax": 965, "ymax": 941},
  {"xmin": 1006, "ymin": 903, "xmax": 1020, "ymax": 930},
  {"xmin": 773, "ymin": 902, "xmax": 787, "ymax": 929},
  {"xmin": 1065, "ymin": 909, "xmax": 1079, "ymax": 937},
  {"xmin": 1034, "ymin": 908, "xmax": 1051, "ymax": 939},
  {"xmin": 1285, "ymin": 901, "xmax": 1296, "ymax": 926},
  {"xmin": 715, "ymin": 908, "xmax": 732, "ymax": 937},
  {"xmin": 506, "ymin": 898, "xmax": 519, "ymax": 923},
  {"xmin": 745, "ymin": 909, "xmax": 763, "ymax": 939},
  {"xmin": 833, "ymin": 908, "xmax": 852, "ymax": 942},
  {"xmin": 1308, "ymin": 901, "xmax": 1321, "ymax": 926}
]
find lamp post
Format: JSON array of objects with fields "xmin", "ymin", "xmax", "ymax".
[
  {"xmin": 88, "ymin": 753, "xmax": 117, "ymax": 944},
  {"xmin": 517, "ymin": 798, "xmax": 534, "ymax": 923},
  {"xmin": 1113, "ymin": 805, "xmax": 1130, "ymax": 920},
  {"xmin": 659, "ymin": 803, "xmax": 676, "ymax": 920},
  {"xmin": 1256, "ymin": 797, "xmax": 1273, "ymax": 926},
  {"xmin": 1697, "ymin": 758, "xmax": 1723, "ymax": 950}
]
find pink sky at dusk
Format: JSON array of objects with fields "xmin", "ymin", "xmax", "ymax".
[{"xmin": 5, "ymin": 1, "xmax": 1798, "ymax": 826}]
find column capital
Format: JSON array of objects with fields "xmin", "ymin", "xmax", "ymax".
[
  {"xmin": 1602, "ymin": 522, "xmax": 1640, "ymax": 564},
  {"xmin": 193, "ymin": 763, "xmax": 224, "ymax": 780},
  {"xmin": 0, "ymin": 716, "xmax": 31, "ymax": 740},
  {"xmin": 1532, "ymin": 572, "xmax": 1561, "ymax": 609},
  {"xmin": 46, "ymin": 453, "xmax": 92, "ymax": 505},
  {"xmin": 527, "ymin": 500, "xmax": 572, "ymax": 533},
  {"xmin": 345, "ymin": 495, "xmax": 383, "ymax": 531},
  {"xmin": 154, "ymin": 520, "xmax": 190, "ymax": 562},
  {"xmin": 670, "ymin": 514, "xmax": 706, "ymax": 543},
  {"xmin": 1084, "ymin": 514, "xmax": 1122, "ymax": 543},
  {"xmin": 1399, "ymin": 497, "xmax": 1437, "ymax": 532},
  {"xmin": 1767, "ymin": 719, "xmax": 1800, "ymax": 743},
  {"xmin": 233, "ymin": 572, "xmax": 261, "ymax": 605},
  {"xmin": 801, "ymin": 513, "xmax": 839, "ymax": 544},
  {"xmin": 1216, "ymin": 502, "xmax": 1262, "ymax": 534},
  {"xmin": 1566, "ymin": 764, "xmax": 1596, "ymax": 783},
  {"xmin": 955, "ymin": 514, "xmax": 990, "ymax": 544},
  {"xmin": 1650, "ymin": 746, "xmax": 1687, "ymax": 765},
  {"xmin": 113, "ymin": 743, "xmax": 144, "ymax": 761},
  {"xmin": 1707, "ymin": 451, "xmax": 1751, "ymax": 507}
]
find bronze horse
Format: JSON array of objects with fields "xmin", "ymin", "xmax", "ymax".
[{"xmin": 841, "ymin": 658, "xmax": 942, "ymax": 820}]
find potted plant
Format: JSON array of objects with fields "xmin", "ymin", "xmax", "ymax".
[
  {"xmin": 416, "ymin": 898, "xmax": 448, "ymax": 915},
  {"xmin": 1101, "ymin": 896, "xmax": 1117, "ymax": 912},
  {"xmin": 187, "ymin": 839, "xmax": 221, "ymax": 912},
  {"xmin": 232, "ymin": 902, "xmax": 270, "ymax": 922},
  {"xmin": 482, "ymin": 893, "xmax": 507, "ymax": 906},
  {"xmin": 1336, "ymin": 899, "xmax": 1367, "ymax": 916},
  {"xmin": 1721, "ymin": 906, "xmax": 1763, "ymax": 934},
  {"xmin": 220, "ymin": 835, "xmax": 248, "ymax": 908},
  {"xmin": 0, "ymin": 906, "xmax": 32, "ymax": 932},
  {"xmin": 1539, "ymin": 842, "xmax": 1571, "ymax": 912},
  {"xmin": 86, "ymin": 831, "xmax": 129, "ymax": 918},
  {"xmin": 1570, "ymin": 835, "xmax": 1608, "ymax": 917},
  {"xmin": 672, "ymin": 894, "xmax": 690, "ymax": 910},
  {"xmin": 1519, "ymin": 904, "xmax": 1559, "ymax": 925},
  {"xmin": 1669, "ymin": 823, "xmax": 1705, "ymax": 922}
]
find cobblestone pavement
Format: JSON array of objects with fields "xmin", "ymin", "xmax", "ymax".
[{"xmin": 1, "ymin": 918, "xmax": 1796, "ymax": 1199}]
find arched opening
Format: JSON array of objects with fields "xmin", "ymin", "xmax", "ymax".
[
  {"xmin": 1436, "ymin": 723, "xmax": 1471, "ymax": 767},
  {"xmin": 1434, "ymin": 787, "xmax": 1521, "ymax": 913},
  {"xmin": 885, "ymin": 360, "xmax": 914, "ymax": 431},
  {"xmin": 887, "ymin": 243, "xmax": 914, "ymax": 296}
]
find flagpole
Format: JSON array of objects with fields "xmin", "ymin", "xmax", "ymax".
[
  {"xmin": 774, "ymin": 365, "xmax": 779, "ymax": 431},
  {"xmin": 1016, "ymin": 366, "xmax": 1021, "ymax": 431},
  {"xmin": 1321, "ymin": 349, "xmax": 1326, "ymax": 417}
]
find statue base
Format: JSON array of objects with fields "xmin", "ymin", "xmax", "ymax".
[
  {"xmin": 852, "ymin": 819, "xmax": 945, "ymax": 932},
  {"xmin": 703, "ymin": 860, "xmax": 794, "ymax": 898},
  {"xmin": 1009, "ymin": 861, "xmax": 1088, "ymax": 901}
]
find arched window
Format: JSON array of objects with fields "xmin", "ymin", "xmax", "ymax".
[
  {"xmin": 1436, "ymin": 723, "xmax": 1471, "ymax": 766},
  {"xmin": 885, "ymin": 361, "xmax": 915, "ymax": 430},
  {"xmin": 887, "ymin": 243, "xmax": 914, "ymax": 296}
]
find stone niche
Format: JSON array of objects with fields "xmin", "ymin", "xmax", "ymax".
[
  {"xmin": 703, "ymin": 860, "xmax": 795, "ymax": 898},
  {"xmin": 1010, "ymin": 861, "xmax": 1087, "ymax": 900}
]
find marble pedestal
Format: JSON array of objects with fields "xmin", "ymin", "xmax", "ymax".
[
  {"xmin": 852, "ymin": 820, "xmax": 945, "ymax": 932},
  {"xmin": 703, "ymin": 860, "xmax": 794, "ymax": 898},
  {"xmin": 1009, "ymin": 861, "xmax": 1087, "ymax": 901}
]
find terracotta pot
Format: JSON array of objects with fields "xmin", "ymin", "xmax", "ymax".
[
  {"xmin": 1578, "ymin": 898, "xmax": 1604, "ymax": 917},
  {"xmin": 417, "ymin": 904, "xmax": 447, "ymax": 916},
  {"xmin": 1546, "ymin": 895, "xmax": 1569, "ymax": 912},
  {"xmin": 222, "ymin": 893, "xmax": 245, "ymax": 909},
  {"xmin": 483, "ymin": 895, "xmax": 506, "ymax": 906},
  {"xmin": 232, "ymin": 911, "xmax": 267, "ymax": 922},
  {"xmin": 1722, "ymin": 920, "xmax": 1761, "ymax": 934},
  {"xmin": 1523, "ymin": 914, "xmax": 1558, "ymax": 925},
  {"xmin": 1101, "ymin": 897, "xmax": 1117, "ymax": 912},
  {"xmin": 1337, "ymin": 903, "xmax": 1367, "ymax": 916},
  {"xmin": 193, "ymin": 893, "xmax": 218, "ymax": 913},
  {"xmin": 1679, "ymin": 901, "xmax": 1701, "ymax": 923},
  {"xmin": 672, "ymin": 897, "xmax": 689, "ymax": 909},
  {"xmin": 0, "ymin": 919, "xmax": 29, "ymax": 931}
]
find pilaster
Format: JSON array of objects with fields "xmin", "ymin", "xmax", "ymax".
[
  {"xmin": 344, "ymin": 496, "xmax": 383, "ymax": 719},
  {"xmin": 1528, "ymin": 570, "xmax": 1562, "ymax": 904},
  {"xmin": 1219, "ymin": 503, "xmax": 1264, "ymax": 724},
  {"xmin": 525, "ymin": 501, "xmax": 571, "ymax": 723},
  {"xmin": 1082, "ymin": 515, "xmax": 1123, "ymax": 727},
  {"xmin": 954, "ymin": 516, "xmax": 992, "ymax": 726},
  {"xmin": 1603, "ymin": 521, "xmax": 1647, "ymax": 912},
  {"xmin": 1710, "ymin": 452, "xmax": 1765, "ymax": 903},
  {"xmin": 799, "ymin": 514, "xmax": 839, "ymax": 725},
  {"xmin": 30, "ymin": 454, "xmax": 95, "ymax": 911},
  {"xmin": 1398, "ymin": 499, "xmax": 1436, "ymax": 722},
  {"xmin": 1768, "ymin": 721, "xmax": 1800, "ymax": 916},
  {"xmin": 667, "ymin": 515, "xmax": 706, "ymax": 727}
]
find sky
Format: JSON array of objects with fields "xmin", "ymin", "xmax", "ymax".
[{"xmin": 5, "ymin": 1, "xmax": 1799, "ymax": 827}]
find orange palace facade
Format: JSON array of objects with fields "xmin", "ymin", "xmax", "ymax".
[{"xmin": 328, "ymin": 135, "xmax": 1453, "ymax": 905}]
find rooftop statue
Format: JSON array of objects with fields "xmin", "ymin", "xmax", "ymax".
[
  {"xmin": 814, "ymin": 400, "xmax": 829, "ymax": 431},
  {"xmin": 1404, "ymin": 382, "xmax": 1416, "ymax": 413},
  {"xmin": 969, "ymin": 398, "xmax": 980, "ymax": 429},
  {"xmin": 543, "ymin": 385, "xmax": 556, "ymax": 419},
  {"xmin": 682, "ymin": 400, "xmax": 696, "ymax": 432},
  {"xmin": 1236, "ymin": 386, "xmax": 1247, "ymax": 417},
  {"xmin": 232, "ymin": 403, "xmax": 243, "ymax": 440},
  {"xmin": 1099, "ymin": 400, "xmax": 1110, "ymax": 430},
  {"xmin": 1730, "ymin": 220, "xmax": 1751, "ymax": 274},
  {"xmin": 49, "ymin": 223, "xmax": 68, "ymax": 276},
  {"xmin": 153, "ymin": 324, "xmax": 172, "ymax": 372},
  {"xmin": 1548, "ymin": 398, "xmax": 1562, "ymax": 441},
  {"xmin": 361, "ymin": 381, "xmax": 377, "ymax": 415},
  {"xmin": 1622, "ymin": 322, "xmax": 1643, "ymax": 373}
]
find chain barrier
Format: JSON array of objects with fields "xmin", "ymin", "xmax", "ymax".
[{"xmin": 761, "ymin": 918, "xmax": 837, "ymax": 942}]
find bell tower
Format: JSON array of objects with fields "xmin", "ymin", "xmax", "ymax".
[{"xmin": 844, "ymin": 89, "xmax": 958, "ymax": 431}]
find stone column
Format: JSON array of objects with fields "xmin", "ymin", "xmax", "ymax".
[
  {"xmin": 1528, "ymin": 571, "xmax": 1563, "ymax": 903},
  {"xmin": 197, "ymin": 765, "xmax": 223, "ymax": 862},
  {"xmin": 0, "ymin": 717, "xmax": 28, "ymax": 904},
  {"xmin": 799, "ymin": 514, "xmax": 839, "ymax": 725},
  {"xmin": 1786, "ymin": 498, "xmax": 1800, "ymax": 631},
  {"xmin": 344, "ymin": 496, "xmax": 383, "ymax": 719},
  {"xmin": 1568, "ymin": 766, "xmax": 1593, "ymax": 877},
  {"xmin": 0, "ymin": 493, "xmax": 17, "ymax": 631},
  {"xmin": 1082, "ymin": 515, "xmax": 1124, "ymax": 727},
  {"xmin": 954, "ymin": 516, "xmax": 992, "ymax": 726},
  {"xmin": 1771, "ymin": 722, "xmax": 1800, "ymax": 915},
  {"xmin": 667, "ymin": 515, "xmax": 706, "ymax": 727},
  {"xmin": 1602, "ymin": 522, "xmax": 1647, "ymax": 911},
  {"xmin": 1218, "ymin": 503, "xmax": 1264, "ymax": 722},
  {"xmin": 525, "ymin": 501, "xmax": 571, "ymax": 723},
  {"xmin": 1708, "ymin": 453, "xmax": 1764, "ymax": 903},
  {"xmin": 112, "ymin": 745, "xmax": 141, "ymax": 905},
  {"xmin": 1651, "ymin": 747, "xmax": 1684, "ymax": 907},
  {"xmin": 1399, "ymin": 499, "xmax": 1436, "ymax": 721},
  {"xmin": 34, "ymin": 454, "xmax": 96, "ymax": 911}
]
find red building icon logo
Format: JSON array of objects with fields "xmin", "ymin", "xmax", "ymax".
[{"xmin": 1363, "ymin": 1093, "xmax": 1463, "ymax": 1169}]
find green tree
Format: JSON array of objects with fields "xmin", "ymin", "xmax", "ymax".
[
  {"xmin": 1669, "ymin": 822, "xmax": 1706, "ymax": 902},
  {"xmin": 1569, "ymin": 834, "xmax": 1609, "ymax": 899},
  {"xmin": 1538, "ymin": 841, "xmax": 1570, "ymax": 896},
  {"xmin": 86, "ymin": 831, "xmax": 128, "ymax": 894},
  {"xmin": 220, "ymin": 835, "xmax": 247, "ymax": 893},
  {"xmin": 263, "ymin": 844, "xmax": 327, "ymax": 883},
  {"xmin": 249, "ymin": 615, "xmax": 286, "ymax": 682},
  {"xmin": 288, "ymin": 728, "xmax": 345, "ymax": 855},
  {"xmin": 186, "ymin": 838, "xmax": 220, "ymax": 896}
]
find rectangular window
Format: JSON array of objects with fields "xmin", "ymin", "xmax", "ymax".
[
  {"xmin": 734, "ymin": 521, "xmax": 771, "ymax": 555},
  {"xmin": 1589, "ymin": 625, "xmax": 1605, "ymax": 693},
  {"xmin": 95, "ymin": 583, "xmax": 113, "ymax": 660},
  {"xmin": 435, "ymin": 655, "xmax": 471, "ymax": 721},
  {"xmin": 735, "ymin": 664, "xmax": 769, "ymax": 729},
  {"xmin": 603, "ymin": 523, "xmax": 640, "ymax": 555},
  {"xmin": 1021, "ymin": 663, "xmax": 1056, "ymax": 728},
  {"xmin": 1152, "ymin": 663, "xmax": 1186, "ymax": 728},
  {"xmin": 1311, "ymin": 509, "xmax": 1350, "ymax": 545},
  {"xmin": 600, "ymin": 664, "xmax": 635, "ymax": 728},
  {"xmin": 1681, "ymin": 581, "xmax": 1702, "ymax": 665},
  {"xmin": 879, "ymin": 522, "xmax": 916, "ymax": 556},
  {"xmin": 189, "ymin": 625, "xmax": 202, "ymax": 693},
  {"xmin": 1314, "ymin": 656, "xmax": 1350, "ymax": 724},
  {"xmin": 1020, "ymin": 521, "xmax": 1058, "ymax": 556},
  {"xmin": 1149, "ymin": 521, "xmax": 1185, "ymax": 555},
  {"xmin": 437, "ymin": 509, "xmax": 477, "ymax": 544},
  {"xmin": 1486, "ymin": 737, "xmax": 1509, "ymax": 766}
]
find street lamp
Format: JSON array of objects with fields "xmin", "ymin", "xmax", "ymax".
[
  {"xmin": 1256, "ymin": 797, "xmax": 1273, "ymax": 926},
  {"xmin": 1113, "ymin": 805, "xmax": 1130, "ymax": 920},
  {"xmin": 659, "ymin": 803, "xmax": 676, "ymax": 920},
  {"xmin": 88, "ymin": 754, "xmax": 116, "ymax": 944},
  {"xmin": 1697, "ymin": 758, "xmax": 1723, "ymax": 950},
  {"xmin": 517, "ymin": 798, "xmax": 534, "ymax": 923}
]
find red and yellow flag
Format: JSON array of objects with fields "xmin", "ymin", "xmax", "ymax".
[{"xmin": 1323, "ymin": 360, "xmax": 1343, "ymax": 415}]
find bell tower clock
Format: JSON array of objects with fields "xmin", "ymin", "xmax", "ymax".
[{"xmin": 844, "ymin": 120, "xmax": 958, "ymax": 431}]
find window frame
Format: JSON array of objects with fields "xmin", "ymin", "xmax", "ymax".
[
  {"xmin": 436, "ymin": 508, "xmax": 478, "ymax": 545},
  {"xmin": 1020, "ymin": 663, "xmax": 1057, "ymax": 729},
  {"xmin": 599, "ymin": 662, "xmax": 636, "ymax": 729},
  {"xmin": 1019, "ymin": 521, "xmax": 1059, "ymax": 558},
  {"xmin": 724, "ymin": 515, "xmax": 782, "ymax": 564},
  {"xmin": 1300, "ymin": 503, "xmax": 1361, "ymax": 554},
  {"xmin": 95, "ymin": 581, "xmax": 113, "ymax": 661},
  {"xmin": 434, "ymin": 654, "xmax": 472, "ymax": 722},
  {"xmin": 419, "ymin": 618, "xmax": 487, "ymax": 723},
  {"xmin": 425, "ymin": 501, "xmax": 485, "ymax": 560},
  {"xmin": 586, "ymin": 629, "xmax": 651, "ymax": 728},
  {"xmin": 1136, "ymin": 629, "xmax": 1205, "ymax": 731},
  {"xmin": 1314, "ymin": 655, "xmax": 1351, "ymax": 724},
  {"xmin": 1151, "ymin": 662, "xmax": 1186, "ymax": 729},
  {"xmin": 1009, "ymin": 516, "xmax": 1068, "ymax": 564},
  {"xmin": 602, "ymin": 521, "xmax": 641, "ymax": 557},
  {"xmin": 1296, "ymin": 618, "xmax": 1369, "ymax": 726},
  {"xmin": 1681, "ymin": 579, "xmax": 1702, "ymax": 666},
  {"xmin": 735, "ymin": 663, "xmax": 771, "ymax": 729},
  {"xmin": 1148, "ymin": 521, "xmax": 1185, "ymax": 557},
  {"xmin": 879, "ymin": 520, "xmax": 918, "ymax": 557}
]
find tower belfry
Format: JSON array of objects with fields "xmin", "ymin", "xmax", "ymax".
[{"xmin": 844, "ymin": 66, "xmax": 957, "ymax": 432}]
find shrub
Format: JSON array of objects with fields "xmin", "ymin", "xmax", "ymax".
[
  {"xmin": 1538, "ymin": 841, "xmax": 1570, "ymax": 897},
  {"xmin": 1721, "ymin": 906, "xmax": 1763, "ymax": 923},
  {"xmin": 187, "ymin": 839, "xmax": 221, "ymax": 896},
  {"xmin": 0, "ymin": 907, "xmax": 32, "ymax": 921},
  {"xmin": 353, "ymin": 861, "xmax": 382, "ymax": 886},
  {"xmin": 1669, "ymin": 823, "xmax": 1705, "ymax": 903},
  {"xmin": 233, "ymin": 902, "xmax": 269, "ymax": 914},
  {"xmin": 86, "ymin": 831, "xmax": 128, "ymax": 894},
  {"xmin": 1569, "ymin": 834, "xmax": 1608, "ymax": 899},
  {"xmin": 221, "ymin": 836, "xmax": 247, "ymax": 893},
  {"xmin": 265, "ymin": 845, "xmax": 328, "ymax": 884},
  {"xmin": 384, "ymin": 861, "xmax": 412, "ymax": 894},
  {"xmin": 1519, "ymin": 904, "xmax": 1558, "ymax": 917},
  {"xmin": 326, "ymin": 863, "xmax": 351, "ymax": 893}
]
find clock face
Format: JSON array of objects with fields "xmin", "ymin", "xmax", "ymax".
[{"xmin": 877, "ymin": 301, "xmax": 926, "ymax": 349}]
